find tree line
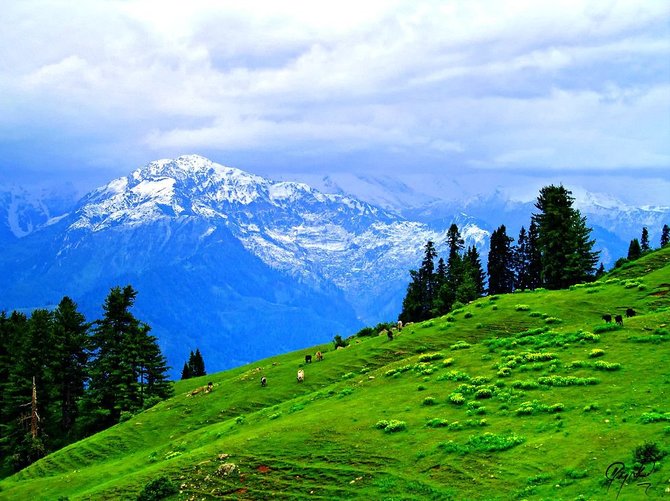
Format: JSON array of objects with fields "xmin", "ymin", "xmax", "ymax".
[
  {"xmin": 0, "ymin": 285, "xmax": 173, "ymax": 474},
  {"xmin": 400, "ymin": 185, "xmax": 601, "ymax": 321},
  {"xmin": 624, "ymin": 224, "xmax": 669, "ymax": 262}
]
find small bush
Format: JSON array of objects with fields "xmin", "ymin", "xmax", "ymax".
[
  {"xmin": 475, "ymin": 387, "xmax": 494, "ymax": 399},
  {"xmin": 419, "ymin": 352, "xmax": 444, "ymax": 362},
  {"xmin": 417, "ymin": 385, "xmax": 427, "ymax": 391},
  {"xmin": 449, "ymin": 393, "xmax": 466, "ymax": 405},
  {"xmin": 593, "ymin": 361, "xmax": 621, "ymax": 371},
  {"xmin": 583, "ymin": 403, "xmax": 600, "ymax": 412},
  {"xmin": 639, "ymin": 412, "xmax": 670, "ymax": 424},
  {"xmin": 515, "ymin": 304, "xmax": 530, "ymax": 311},
  {"xmin": 544, "ymin": 317, "xmax": 562, "ymax": 324},
  {"xmin": 491, "ymin": 305, "xmax": 498, "ymax": 310},
  {"xmin": 442, "ymin": 358, "xmax": 455, "ymax": 367},
  {"xmin": 564, "ymin": 468, "xmax": 588, "ymax": 479},
  {"xmin": 593, "ymin": 324, "xmax": 622, "ymax": 334},
  {"xmin": 466, "ymin": 432, "xmax": 525, "ymax": 452},
  {"xmin": 355, "ymin": 326, "xmax": 375, "ymax": 337},
  {"xmin": 633, "ymin": 442, "xmax": 666, "ymax": 464},
  {"xmin": 268, "ymin": 412, "xmax": 281, "ymax": 420},
  {"xmin": 333, "ymin": 334, "xmax": 348, "ymax": 349},
  {"xmin": 464, "ymin": 312, "xmax": 473, "ymax": 319},
  {"xmin": 137, "ymin": 476, "xmax": 178, "ymax": 501},
  {"xmin": 422, "ymin": 396, "xmax": 437, "ymax": 406},
  {"xmin": 497, "ymin": 367, "xmax": 512, "ymax": 378},
  {"xmin": 511, "ymin": 380, "xmax": 540, "ymax": 390},
  {"xmin": 529, "ymin": 311, "xmax": 543, "ymax": 317},
  {"xmin": 450, "ymin": 341, "xmax": 472, "ymax": 350},
  {"xmin": 384, "ymin": 420, "xmax": 407, "ymax": 433},
  {"xmin": 426, "ymin": 418, "xmax": 449, "ymax": 428}
]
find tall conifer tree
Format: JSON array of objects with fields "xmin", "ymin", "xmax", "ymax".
[
  {"xmin": 533, "ymin": 185, "xmax": 599, "ymax": 289},
  {"xmin": 487, "ymin": 225, "xmax": 514, "ymax": 294},
  {"xmin": 641, "ymin": 227, "xmax": 650, "ymax": 253},
  {"xmin": 662, "ymin": 224, "xmax": 670, "ymax": 247}
]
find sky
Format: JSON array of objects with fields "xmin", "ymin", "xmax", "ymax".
[{"xmin": 1, "ymin": 0, "xmax": 669, "ymax": 204}]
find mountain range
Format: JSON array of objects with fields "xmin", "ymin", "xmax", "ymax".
[{"xmin": 1, "ymin": 155, "xmax": 667, "ymax": 376}]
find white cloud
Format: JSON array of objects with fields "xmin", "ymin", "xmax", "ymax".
[{"xmin": 0, "ymin": 0, "xmax": 668, "ymax": 185}]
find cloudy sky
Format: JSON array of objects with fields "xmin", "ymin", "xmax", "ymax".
[{"xmin": 1, "ymin": 0, "xmax": 669, "ymax": 203}]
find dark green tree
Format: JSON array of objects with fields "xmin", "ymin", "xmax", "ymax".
[
  {"xmin": 660, "ymin": 224, "xmax": 669, "ymax": 248},
  {"xmin": 526, "ymin": 219, "xmax": 542, "ymax": 290},
  {"xmin": 400, "ymin": 241, "xmax": 439, "ymax": 322},
  {"xmin": 533, "ymin": 185, "xmax": 599, "ymax": 289},
  {"xmin": 80, "ymin": 286, "xmax": 171, "ymax": 434},
  {"xmin": 640, "ymin": 227, "xmax": 650, "ymax": 253},
  {"xmin": 435, "ymin": 225, "xmax": 465, "ymax": 314},
  {"xmin": 465, "ymin": 245, "xmax": 486, "ymax": 297},
  {"xmin": 595, "ymin": 263, "xmax": 606, "ymax": 278},
  {"xmin": 514, "ymin": 226, "xmax": 531, "ymax": 290},
  {"xmin": 51, "ymin": 297, "xmax": 89, "ymax": 440},
  {"xmin": 487, "ymin": 225, "xmax": 515, "ymax": 294},
  {"xmin": 627, "ymin": 238, "xmax": 642, "ymax": 260},
  {"xmin": 189, "ymin": 348, "xmax": 206, "ymax": 378},
  {"xmin": 181, "ymin": 361, "xmax": 192, "ymax": 380}
]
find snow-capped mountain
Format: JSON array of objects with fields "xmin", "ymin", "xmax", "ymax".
[{"xmin": 0, "ymin": 155, "xmax": 487, "ymax": 376}]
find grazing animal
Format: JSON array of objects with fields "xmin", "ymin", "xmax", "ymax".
[
  {"xmin": 602, "ymin": 314, "xmax": 612, "ymax": 323},
  {"xmin": 261, "ymin": 376, "xmax": 267, "ymax": 387},
  {"xmin": 297, "ymin": 369, "xmax": 305, "ymax": 383},
  {"xmin": 315, "ymin": 351, "xmax": 323, "ymax": 361},
  {"xmin": 387, "ymin": 330, "xmax": 394, "ymax": 341},
  {"xmin": 305, "ymin": 354, "xmax": 312, "ymax": 364},
  {"xmin": 615, "ymin": 315, "xmax": 623, "ymax": 326},
  {"xmin": 626, "ymin": 308, "xmax": 636, "ymax": 318},
  {"xmin": 397, "ymin": 320, "xmax": 403, "ymax": 331}
]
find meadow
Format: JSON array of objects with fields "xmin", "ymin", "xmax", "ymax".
[{"xmin": 1, "ymin": 247, "xmax": 669, "ymax": 500}]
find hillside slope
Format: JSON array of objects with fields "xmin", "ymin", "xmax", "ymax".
[{"xmin": 1, "ymin": 248, "xmax": 669, "ymax": 500}]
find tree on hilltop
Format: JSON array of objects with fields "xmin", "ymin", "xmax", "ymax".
[
  {"xmin": 640, "ymin": 227, "xmax": 650, "ymax": 253},
  {"xmin": 532, "ymin": 185, "xmax": 599, "ymax": 289},
  {"xmin": 661, "ymin": 224, "xmax": 669, "ymax": 248},
  {"xmin": 487, "ymin": 225, "xmax": 514, "ymax": 294},
  {"xmin": 628, "ymin": 238, "xmax": 642, "ymax": 260}
]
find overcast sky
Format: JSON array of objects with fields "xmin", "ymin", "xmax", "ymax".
[{"xmin": 1, "ymin": 1, "xmax": 669, "ymax": 204}]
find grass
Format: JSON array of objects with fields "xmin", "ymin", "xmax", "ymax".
[{"xmin": 0, "ymin": 247, "xmax": 669, "ymax": 500}]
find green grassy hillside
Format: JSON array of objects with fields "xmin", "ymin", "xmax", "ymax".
[{"xmin": 1, "ymin": 248, "xmax": 669, "ymax": 500}]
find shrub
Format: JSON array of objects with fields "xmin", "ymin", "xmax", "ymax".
[
  {"xmin": 515, "ymin": 304, "xmax": 530, "ymax": 311},
  {"xmin": 339, "ymin": 387, "xmax": 354, "ymax": 397},
  {"xmin": 544, "ymin": 317, "xmax": 562, "ymax": 324},
  {"xmin": 470, "ymin": 376, "xmax": 491, "ymax": 386},
  {"xmin": 466, "ymin": 432, "xmax": 525, "ymax": 452},
  {"xmin": 450, "ymin": 341, "xmax": 472, "ymax": 350},
  {"xmin": 355, "ymin": 326, "xmax": 375, "ymax": 337},
  {"xmin": 137, "ymin": 476, "xmax": 178, "ymax": 501},
  {"xmin": 639, "ymin": 412, "xmax": 670, "ymax": 424},
  {"xmin": 497, "ymin": 367, "xmax": 512, "ymax": 377},
  {"xmin": 593, "ymin": 361, "xmax": 621, "ymax": 371},
  {"xmin": 442, "ymin": 358, "xmax": 455, "ymax": 367},
  {"xmin": 491, "ymin": 305, "xmax": 498, "ymax": 310},
  {"xmin": 583, "ymin": 403, "xmax": 599, "ymax": 412},
  {"xmin": 417, "ymin": 385, "xmax": 427, "ymax": 391},
  {"xmin": 422, "ymin": 397, "xmax": 437, "ymax": 406},
  {"xmin": 384, "ymin": 420, "xmax": 407, "ymax": 433},
  {"xmin": 564, "ymin": 468, "xmax": 588, "ymax": 479},
  {"xmin": 475, "ymin": 387, "xmax": 494, "ymax": 399},
  {"xmin": 333, "ymin": 334, "xmax": 348, "ymax": 349},
  {"xmin": 449, "ymin": 393, "xmax": 466, "ymax": 405},
  {"xmin": 464, "ymin": 312, "xmax": 473, "ymax": 319},
  {"xmin": 511, "ymin": 380, "xmax": 540, "ymax": 390},
  {"xmin": 633, "ymin": 442, "xmax": 666, "ymax": 464},
  {"xmin": 529, "ymin": 311, "xmax": 543, "ymax": 318},
  {"xmin": 538, "ymin": 376, "xmax": 599, "ymax": 387},
  {"xmin": 375, "ymin": 420, "xmax": 390, "ymax": 429},
  {"xmin": 426, "ymin": 418, "xmax": 449, "ymax": 428},
  {"xmin": 268, "ymin": 412, "xmax": 281, "ymax": 420},
  {"xmin": 419, "ymin": 352, "xmax": 444, "ymax": 362},
  {"xmin": 593, "ymin": 324, "xmax": 622, "ymax": 334},
  {"xmin": 437, "ymin": 370, "xmax": 470, "ymax": 382}
]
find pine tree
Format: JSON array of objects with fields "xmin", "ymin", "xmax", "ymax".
[
  {"xmin": 627, "ymin": 238, "xmax": 642, "ymax": 260},
  {"xmin": 640, "ymin": 227, "xmax": 650, "ymax": 253},
  {"xmin": 80, "ymin": 286, "xmax": 171, "ymax": 433},
  {"xmin": 514, "ymin": 226, "xmax": 530, "ymax": 290},
  {"xmin": 400, "ymin": 241, "xmax": 439, "ymax": 322},
  {"xmin": 436, "ymin": 225, "xmax": 465, "ymax": 313},
  {"xmin": 51, "ymin": 297, "xmax": 89, "ymax": 439},
  {"xmin": 660, "ymin": 224, "xmax": 669, "ymax": 248},
  {"xmin": 533, "ymin": 185, "xmax": 599, "ymax": 289},
  {"xmin": 595, "ymin": 263, "xmax": 606, "ymax": 278},
  {"xmin": 189, "ymin": 349, "xmax": 206, "ymax": 378},
  {"xmin": 3, "ymin": 310, "xmax": 54, "ymax": 470},
  {"xmin": 181, "ymin": 360, "xmax": 192, "ymax": 380},
  {"xmin": 488, "ymin": 225, "xmax": 515, "ymax": 294},
  {"xmin": 526, "ymin": 219, "xmax": 542, "ymax": 290},
  {"xmin": 465, "ymin": 245, "xmax": 486, "ymax": 297}
]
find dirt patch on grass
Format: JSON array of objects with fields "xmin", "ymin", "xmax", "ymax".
[{"xmin": 257, "ymin": 465, "xmax": 271, "ymax": 473}]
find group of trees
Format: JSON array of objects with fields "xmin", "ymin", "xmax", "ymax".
[
  {"xmin": 180, "ymin": 349, "xmax": 206, "ymax": 380},
  {"xmin": 400, "ymin": 185, "xmax": 602, "ymax": 322},
  {"xmin": 0, "ymin": 286, "xmax": 173, "ymax": 473},
  {"xmin": 626, "ymin": 224, "xmax": 669, "ymax": 261},
  {"xmin": 399, "ymin": 226, "xmax": 485, "ymax": 323}
]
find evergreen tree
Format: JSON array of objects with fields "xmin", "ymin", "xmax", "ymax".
[
  {"xmin": 181, "ymin": 361, "xmax": 192, "ymax": 380},
  {"xmin": 487, "ymin": 225, "xmax": 515, "ymax": 294},
  {"xmin": 595, "ymin": 263, "xmax": 606, "ymax": 278},
  {"xmin": 465, "ymin": 245, "xmax": 486, "ymax": 297},
  {"xmin": 640, "ymin": 227, "xmax": 650, "ymax": 253},
  {"xmin": 400, "ymin": 241, "xmax": 439, "ymax": 322},
  {"xmin": 533, "ymin": 185, "xmax": 599, "ymax": 289},
  {"xmin": 627, "ymin": 238, "xmax": 642, "ymax": 260},
  {"xmin": 3, "ymin": 310, "xmax": 54, "ymax": 471},
  {"xmin": 80, "ymin": 286, "xmax": 171, "ymax": 434},
  {"xmin": 436, "ymin": 225, "xmax": 465, "ymax": 313},
  {"xmin": 526, "ymin": 219, "xmax": 542, "ymax": 290},
  {"xmin": 51, "ymin": 297, "xmax": 89, "ymax": 440},
  {"xmin": 134, "ymin": 324, "xmax": 173, "ymax": 406},
  {"xmin": 660, "ymin": 224, "xmax": 669, "ymax": 248},
  {"xmin": 513, "ymin": 226, "xmax": 530, "ymax": 290},
  {"xmin": 189, "ymin": 349, "xmax": 206, "ymax": 378}
]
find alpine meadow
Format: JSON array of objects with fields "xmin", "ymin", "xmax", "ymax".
[{"xmin": 0, "ymin": 244, "xmax": 668, "ymax": 499}]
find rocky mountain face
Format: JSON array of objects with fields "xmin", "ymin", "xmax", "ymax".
[{"xmin": 0, "ymin": 156, "xmax": 484, "ymax": 376}]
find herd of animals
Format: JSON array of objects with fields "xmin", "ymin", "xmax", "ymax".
[
  {"xmin": 261, "ymin": 310, "xmax": 637, "ymax": 387},
  {"xmin": 602, "ymin": 308, "xmax": 636, "ymax": 326}
]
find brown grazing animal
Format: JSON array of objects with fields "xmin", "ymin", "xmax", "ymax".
[{"xmin": 315, "ymin": 351, "xmax": 323, "ymax": 361}]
